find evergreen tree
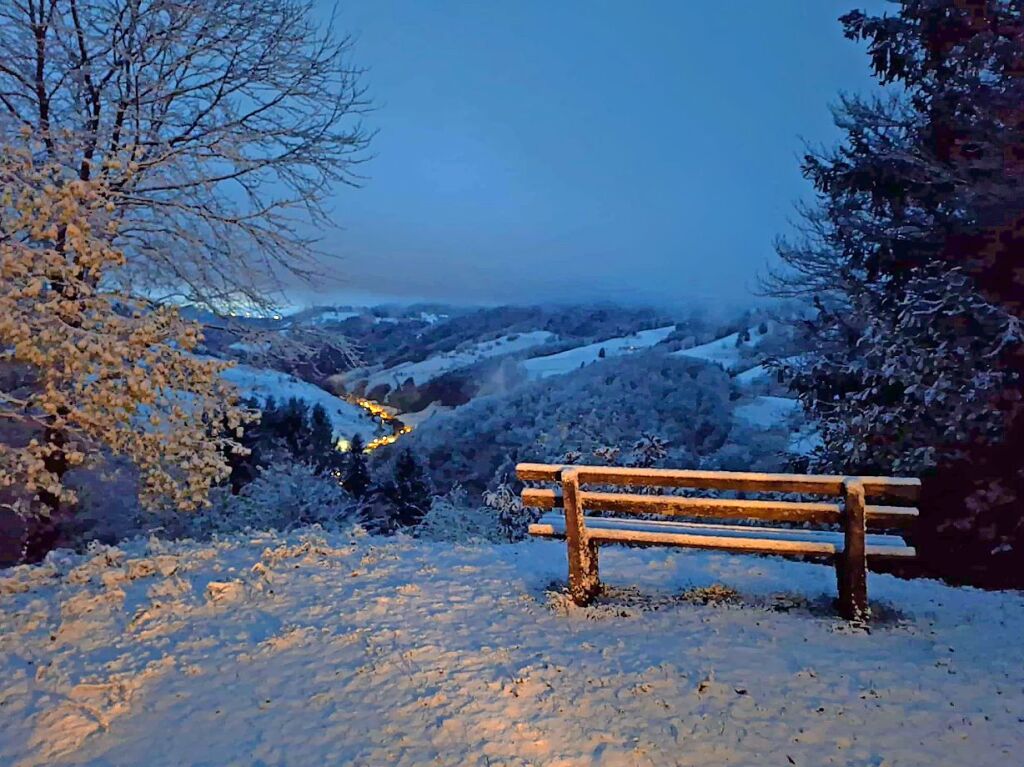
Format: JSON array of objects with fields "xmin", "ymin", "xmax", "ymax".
[
  {"xmin": 357, "ymin": 483, "xmax": 399, "ymax": 535},
  {"xmin": 301, "ymin": 404, "xmax": 339, "ymax": 473},
  {"xmin": 229, "ymin": 397, "xmax": 342, "ymax": 491},
  {"xmin": 343, "ymin": 434, "xmax": 371, "ymax": 499},
  {"xmin": 765, "ymin": 1, "xmax": 1024, "ymax": 585},
  {"xmin": 388, "ymin": 449, "xmax": 432, "ymax": 528}
]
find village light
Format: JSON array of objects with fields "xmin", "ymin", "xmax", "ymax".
[{"xmin": 346, "ymin": 396, "xmax": 414, "ymax": 452}]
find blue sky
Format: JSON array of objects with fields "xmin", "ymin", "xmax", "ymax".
[{"xmin": 296, "ymin": 1, "xmax": 889, "ymax": 310}]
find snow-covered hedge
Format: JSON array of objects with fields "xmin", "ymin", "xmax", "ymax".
[
  {"xmin": 413, "ymin": 487, "xmax": 503, "ymax": 544},
  {"xmin": 175, "ymin": 461, "xmax": 358, "ymax": 538}
]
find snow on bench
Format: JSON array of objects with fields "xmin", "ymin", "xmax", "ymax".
[{"xmin": 516, "ymin": 463, "xmax": 921, "ymax": 622}]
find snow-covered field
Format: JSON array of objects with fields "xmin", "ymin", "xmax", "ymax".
[
  {"xmin": 222, "ymin": 365, "xmax": 385, "ymax": 442},
  {"xmin": 304, "ymin": 309, "xmax": 361, "ymax": 325},
  {"xmin": 523, "ymin": 325, "xmax": 676, "ymax": 380},
  {"xmin": 733, "ymin": 394, "xmax": 802, "ymax": 428},
  {"xmin": 1, "ymin": 532, "xmax": 1021, "ymax": 766},
  {"xmin": 348, "ymin": 330, "xmax": 557, "ymax": 391}
]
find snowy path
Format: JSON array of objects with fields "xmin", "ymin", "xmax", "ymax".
[{"xmin": 1, "ymin": 533, "xmax": 1022, "ymax": 766}]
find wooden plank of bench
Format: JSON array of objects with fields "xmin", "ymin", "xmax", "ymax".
[
  {"xmin": 866, "ymin": 505, "xmax": 919, "ymax": 528},
  {"xmin": 516, "ymin": 463, "xmax": 920, "ymax": 501},
  {"xmin": 524, "ymin": 488, "xmax": 918, "ymax": 529},
  {"xmin": 581, "ymin": 491, "xmax": 841, "ymax": 523},
  {"xmin": 528, "ymin": 522, "xmax": 562, "ymax": 538},
  {"xmin": 535, "ymin": 513, "xmax": 910, "ymax": 547},
  {"xmin": 517, "ymin": 463, "xmax": 845, "ymax": 493},
  {"xmin": 588, "ymin": 526, "xmax": 839, "ymax": 558},
  {"xmin": 522, "ymin": 487, "xmax": 561, "ymax": 509},
  {"xmin": 529, "ymin": 515, "xmax": 916, "ymax": 561}
]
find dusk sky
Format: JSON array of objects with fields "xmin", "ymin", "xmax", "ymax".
[{"xmin": 297, "ymin": 1, "xmax": 890, "ymax": 310}]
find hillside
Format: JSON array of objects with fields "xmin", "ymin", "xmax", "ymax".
[
  {"xmin": 343, "ymin": 330, "xmax": 558, "ymax": 396},
  {"xmin": 222, "ymin": 365, "xmax": 386, "ymax": 443},
  {"xmin": 1, "ymin": 531, "xmax": 1021, "ymax": 766},
  {"xmin": 522, "ymin": 325, "xmax": 676, "ymax": 380}
]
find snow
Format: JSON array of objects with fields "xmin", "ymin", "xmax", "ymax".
[
  {"xmin": 672, "ymin": 324, "xmax": 782, "ymax": 374},
  {"xmin": 789, "ymin": 425, "xmax": 824, "ymax": 457},
  {"xmin": 2, "ymin": 531, "xmax": 1021, "ymax": 766},
  {"xmin": 733, "ymin": 395, "xmax": 802, "ymax": 428},
  {"xmin": 733, "ymin": 394, "xmax": 823, "ymax": 457},
  {"xmin": 226, "ymin": 340, "xmax": 270, "ymax": 354},
  {"xmin": 734, "ymin": 363, "xmax": 771, "ymax": 385},
  {"xmin": 307, "ymin": 310, "xmax": 360, "ymax": 325},
  {"xmin": 727, "ymin": 356, "xmax": 823, "ymax": 457},
  {"xmin": 350, "ymin": 330, "xmax": 557, "ymax": 390},
  {"xmin": 522, "ymin": 325, "xmax": 676, "ymax": 380},
  {"xmin": 398, "ymin": 401, "xmax": 454, "ymax": 429},
  {"xmin": 673, "ymin": 332, "xmax": 747, "ymax": 371},
  {"xmin": 222, "ymin": 364, "xmax": 384, "ymax": 442}
]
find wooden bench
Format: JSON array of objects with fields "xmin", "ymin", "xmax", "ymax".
[{"xmin": 516, "ymin": 463, "xmax": 921, "ymax": 621}]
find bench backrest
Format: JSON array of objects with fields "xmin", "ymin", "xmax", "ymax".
[{"xmin": 515, "ymin": 462, "xmax": 921, "ymax": 530}]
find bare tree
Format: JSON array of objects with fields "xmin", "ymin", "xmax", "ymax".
[{"xmin": 0, "ymin": 0, "xmax": 371, "ymax": 312}]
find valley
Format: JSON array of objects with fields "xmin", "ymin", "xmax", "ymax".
[{"xmin": 216, "ymin": 302, "xmax": 815, "ymax": 495}]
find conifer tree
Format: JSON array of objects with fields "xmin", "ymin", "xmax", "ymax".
[
  {"xmin": 388, "ymin": 449, "xmax": 432, "ymax": 528},
  {"xmin": 765, "ymin": 1, "xmax": 1024, "ymax": 584},
  {"xmin": 302, "ymin": 404, "xmax": 338, "ymax": 472},
  {"xmin": 343, "ymin": 434, "xmax": 371, "ymax": 499}
]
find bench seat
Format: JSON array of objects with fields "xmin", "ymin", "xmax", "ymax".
[{"xmin": 529, "ymin": 512, "xmax": 915, "ymax": 563}]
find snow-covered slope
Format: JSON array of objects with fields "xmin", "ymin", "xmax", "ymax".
[
  {"xmin": 673, "ymin": 329, "xmax": 818, "ymax": 457},
  {"xmin": 522, "ymin": 325, "xmax": 676, "ymax": 380},
  {"xmin": 733, "ymin": 395, "xmax": 802, "ymax": 428},
  {"xmin": 1, "ymin": 532, "xmax": 1021, "ymax": 766},
  {"xmin": 222, "ymin": 365, "xmax": 384, "ymax": 442},
  {"xmin": 672, "ymin": 321, "xmax": 786, "ymax": 374},
  {"xmin": 349, "ymin": 330, "xmax": 557, "ymax": 391},
  {"xmin": 734, "ymin": 363, "xmax": 771, "ymax": 385},
  {"xmin": 305, "ymin": 309, "xmax": 360, "ymax": 325},
  {"xmin": 673, "ymin": 333, "xmax": 755, "ymax": 372},
  {"xmin": 735, "ymin": 395, "xmax": 822, "ymax": 456}
]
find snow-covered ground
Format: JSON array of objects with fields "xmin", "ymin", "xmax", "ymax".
[
  {"xmin": 349, "ymin": 331, "xmax": 557, "ymax": 391},
  {"xmin": 733, "ymin": 395, "xmax": 802, "ymax": 428},
  {"xmin": 222, "ymin": 364, "xmax": 385, "ymax": 442},
  {"xmin": 1, "ymin": 532, "xmax": 1021, "ymax": 766},
  {"xmin": 523, "ymin": 325, "xmax": 676, "ymax": 380}
]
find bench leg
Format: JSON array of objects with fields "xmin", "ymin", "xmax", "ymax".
[
  {"xmin": 838, "ymin": 479, "xmax": 869, "ymax": 622},
  {"xmin": 568, "ymin": 537, "xmax": 601, "ymax": 606},
  {"xmin": 563, "ymin": 469, "xmax": 601, "ymax": 605}
]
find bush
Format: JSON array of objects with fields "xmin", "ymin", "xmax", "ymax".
[
  {"xmin": 414, "ymin": 486, "xmax": 503, "ymax": 544},
  {"xmin": 164, "ymin": 460, "xmax": 357, "ymax": 539}
]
